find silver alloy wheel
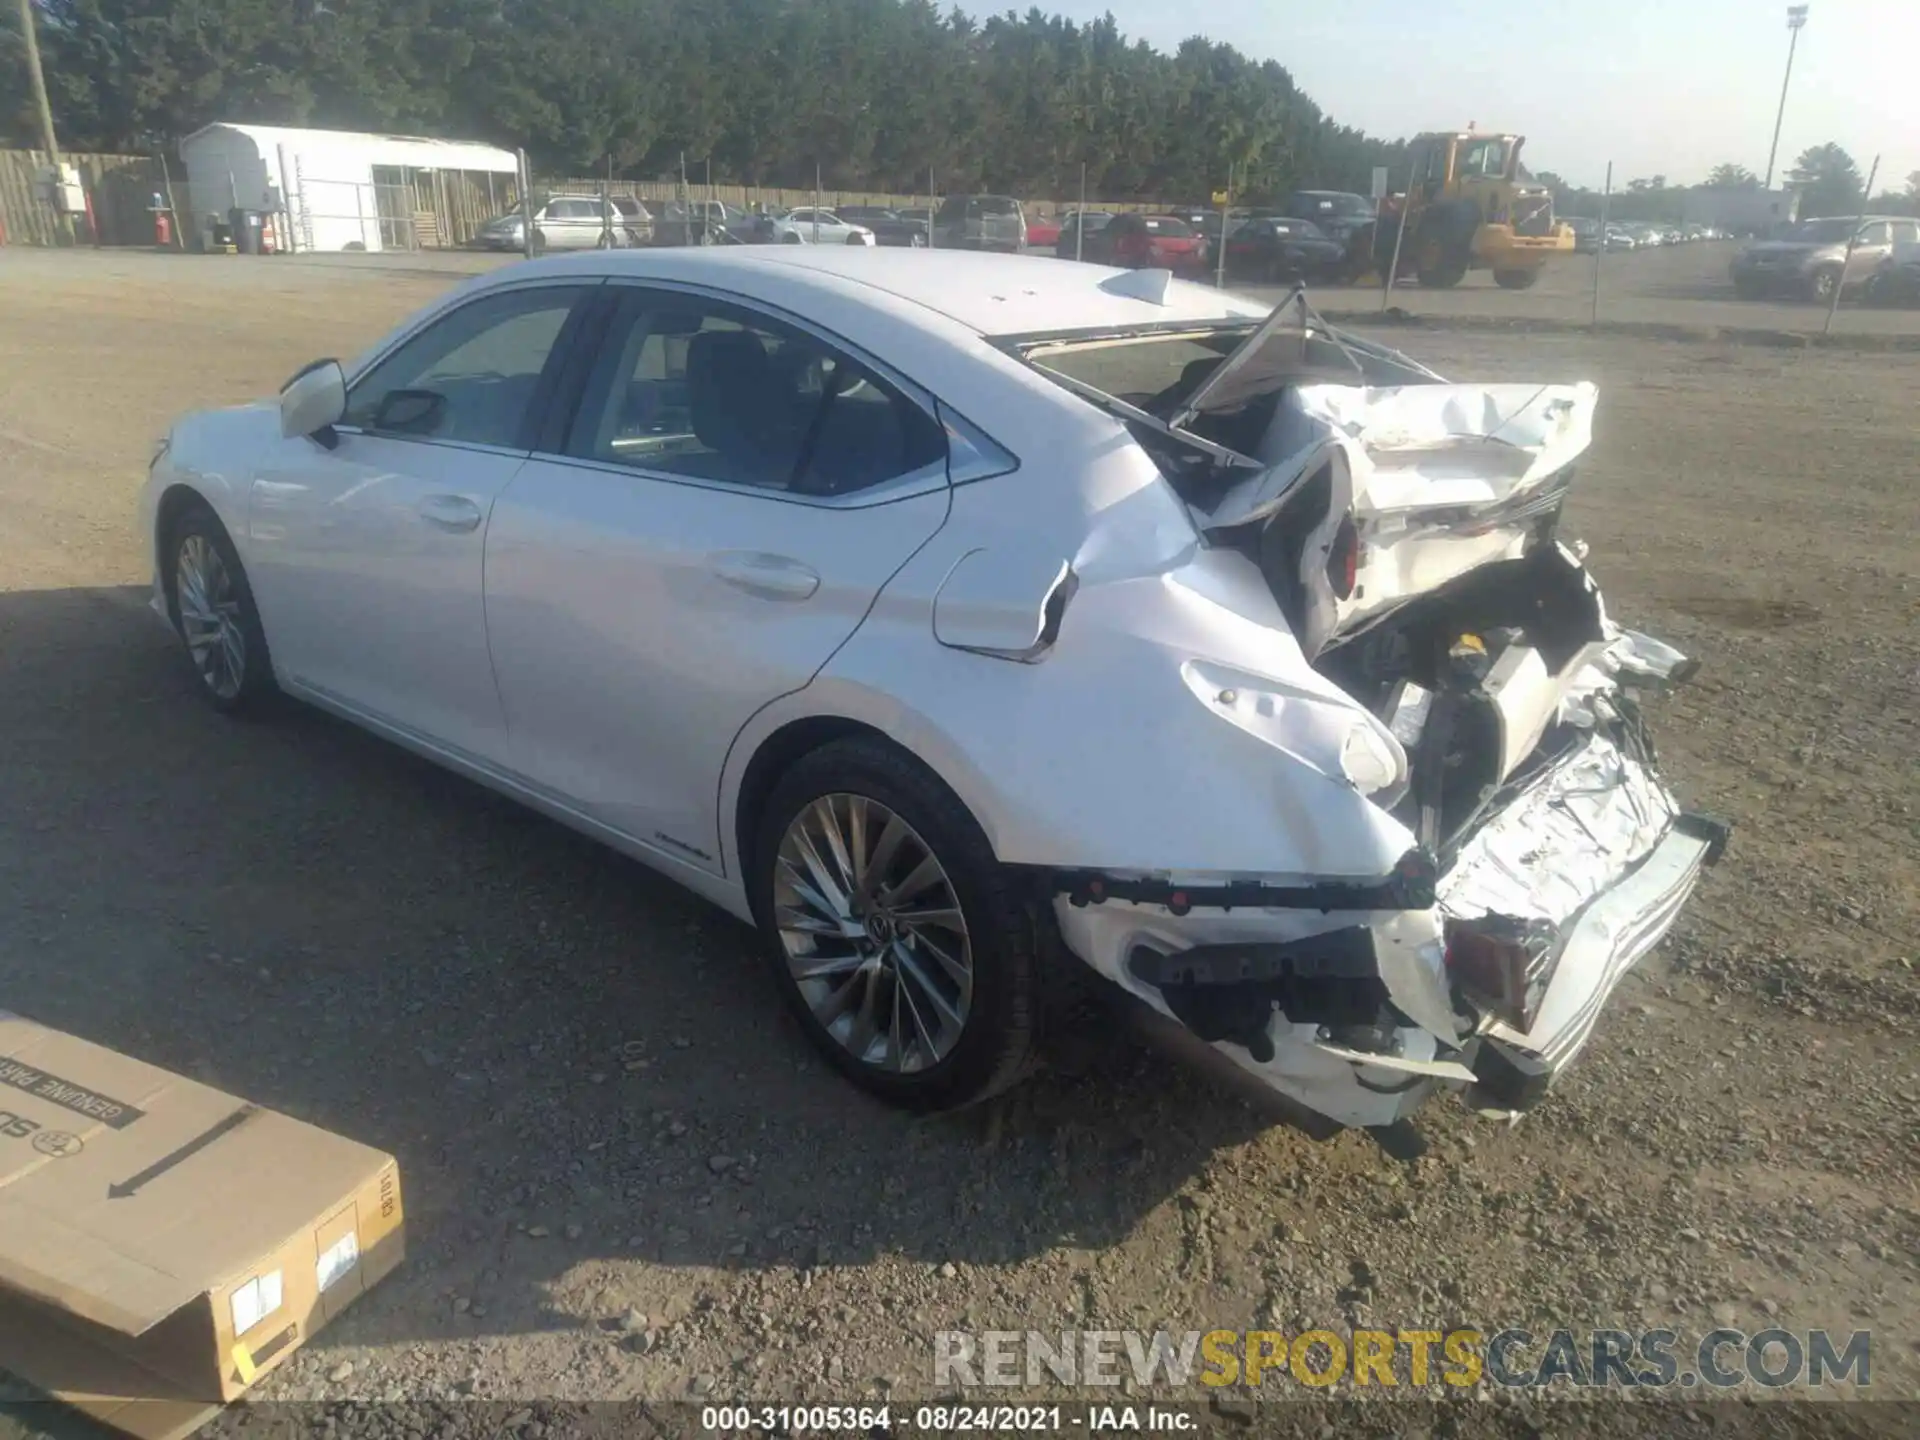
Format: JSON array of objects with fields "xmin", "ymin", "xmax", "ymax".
[
  {"xmin": 773, "ymin": 793, "xmax": 973, "ymax": 1073},
  {"xmin": 175, "ymin": 533, "xmax": 245, "ymax": 700}
]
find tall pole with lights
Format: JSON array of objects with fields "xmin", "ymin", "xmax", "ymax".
[{"xmin": 1763, "ymin": 6, "xmax": 1809, "ymax": 191}]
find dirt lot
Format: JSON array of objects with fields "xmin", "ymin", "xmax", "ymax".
[{"xmin": 0, "ymin": 247, "xmax": 1916, "ymax": 1434}]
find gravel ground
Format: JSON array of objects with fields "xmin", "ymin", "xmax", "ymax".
[{"xmin": 0, "ymin": 248, "xmax": 1914, "ymax": 1437}]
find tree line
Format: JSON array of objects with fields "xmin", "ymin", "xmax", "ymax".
[
  {"xmin": 5, "ymin": 0, "xmax": 1915, "ymax": 215},
  {"xmin": 3, "ymin": 0, "xmax": 1408, "ymax": 200}
]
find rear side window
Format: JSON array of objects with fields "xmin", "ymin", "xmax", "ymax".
[{"xmin": 565, "ymin": 290, "xmax": 946, "ymax": 497}]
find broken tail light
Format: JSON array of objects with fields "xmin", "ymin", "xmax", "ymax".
[
  {"xmin": 1443, "ymin": 915, "xmax": 1558, "ymax": 1033},
  {"xmin": 1326, "ymin": 515, "xmax": 1360, "ymax": 599}
]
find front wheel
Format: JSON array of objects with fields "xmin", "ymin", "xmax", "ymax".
[
  {"xmin": 1414, "ymin": 236, "xmax": 1467, "ymax": 288},
  {"xmin": 1493, "ymin": 267, "xmax": 1540, "ymax": 290},
  {"xmin": 1806, "ymin": 266, "xmax": 1840, "ymax": 304},
  {"xmin": 908, "ymin": 232, "xmax": 926, "ymax": 248},
  {"xmin": 162, "ymin": 501, "xmax": 277, "ymax": 715},
  {"xmin": 751, "ymin": 738, "xmax": 1038, "ymax": 1111}
]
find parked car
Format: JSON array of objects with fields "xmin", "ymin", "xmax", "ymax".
[
  {"xmin": 768, "ymin": 207, "xmax": 878, "ymax": 247},
  {"xmin": 471, "ymin": 195, "xmax": 648, "ymax": 253},
  {"xmin": 1053, "ymin": 211, "xmax": 1113, "ymax": 259},
  {"xmin": 932, "ymin": 195, "xmax": 1027, "ymax": 252},
  {"xmin": 835, "ymin": 206, "xmax": 929, "ymax": 247},
  {"xmin": 1565, "ymin": 218, "xmax": 1601, "ymax": 254},
  {"xmin": 1729, "ymin": 215, "xmax": 1919, "ymax": 301},
  {"xmin": 1277, "ymin": 190, "xmax": 1377, "ymax": 278},
  {"xmin": 1097, "ymin": 213, "xmax": 1207, "ymax": 272},
  {"xmin": 652, "ymin": 199, "xmax": 753, "ymax": 247},
  {"xmin": 142, "ymin": 248, "xmax": 1724, "ymax": 1140},
  {"xmin": 1864, "ymin": 241, "xmax": 1920, "ymax": 306},
  {"xmin": 1023, "ymin": 214, "xmax": 1064, "ymax": 248},
  {"xmin": 1603, "ymin": 225, "xmax": 1637, "ymax": 251},
  {"xmin": 1222, "ymin": 215, "xmax": 1346, "ymax": 282}
]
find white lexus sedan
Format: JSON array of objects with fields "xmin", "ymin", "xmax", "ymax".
[{"xmin": 140, "ymin": 248, "xmax": 1726, "ymax": 1150}]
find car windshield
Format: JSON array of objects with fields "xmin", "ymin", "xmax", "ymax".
[{"xmin": 1781, "ymin": 219, "xmax": 1859, "ymax": 244}]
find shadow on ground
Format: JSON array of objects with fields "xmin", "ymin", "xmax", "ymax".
[{"xmin": 0, "ymin": 586, "xmax": 1291, "ymax": 1356}]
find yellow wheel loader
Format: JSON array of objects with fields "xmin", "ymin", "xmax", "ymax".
[{"xmin": 1380, "ymin": 130, "xmax": 1573, "ymax": 289}]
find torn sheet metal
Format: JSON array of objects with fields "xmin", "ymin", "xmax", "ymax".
[{"xmin": 1193, "ymin": 382, "xmax": 1600, "ymax": 658}]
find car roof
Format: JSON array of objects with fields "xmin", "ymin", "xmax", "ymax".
[{"xmin": 502, "ymin": 246, "xmax": 1269, "ymax": 338}]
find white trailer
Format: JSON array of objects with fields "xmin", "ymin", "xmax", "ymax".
[{"xmin": 180, "ymin": 123, "xmax": 519, "ymax": 253}]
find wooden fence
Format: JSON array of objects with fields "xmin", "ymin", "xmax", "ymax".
[
  {"xmin": 0, "ymin": 149, "xmax": 178, "ymax": 247},
  {"xmin": 545, "ymin": 176, "xmax": 1172, "ymax": 220},
  {"xmin": 0, "ymin": 146, "xmax": 1177, "ymax": 249}
]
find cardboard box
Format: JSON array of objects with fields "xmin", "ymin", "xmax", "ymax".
[{"xmin": 0, "ymin": 1011, "xmax": 404, "ymax": 1439}]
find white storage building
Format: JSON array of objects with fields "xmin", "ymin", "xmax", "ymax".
[{"xmin": 180, "ymin": 123, "xmax": 520, "ymax": 253}]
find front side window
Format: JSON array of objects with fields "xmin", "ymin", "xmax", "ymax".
[
  {"xmin": 566, "ymin": 291, "xmax": 945, "ymax": 498},
  {"xmin": 1855, "ymin": 222, "xmax": 1891, "ymax": 246},
  {"xmin": 343, "ymin": 286, "xmax": 586, "ymax": 448}
]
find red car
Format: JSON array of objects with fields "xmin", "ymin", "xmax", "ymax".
[
  {"xmin": 1024, "ymin": 214, "xmax": 1062, "ymax": 248},
  {"xmin": 1101, "ymin": 213, "xmax": 1207, "ymax": 271}
]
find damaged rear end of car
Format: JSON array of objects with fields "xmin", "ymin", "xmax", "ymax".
[{"xmin": 1014, "ymin": 288, "xmax": 1728, "ymax": 1152}]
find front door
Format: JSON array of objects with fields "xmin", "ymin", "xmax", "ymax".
[
  {"xmin": 246, "ymin": 281, "xmax": 595, "ymax": 761},
  {"xmin": 483, "ymin": 284, "xmax": 952, "ymax": 870}
]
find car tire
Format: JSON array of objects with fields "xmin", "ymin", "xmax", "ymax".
[
  {"xmin": 1493, "ymin": 267, "xmax": 1539, "ymax": 290},
  {"xmin": 909, "ymin": 233, "xmax": 926, "ymax": 248},
  {"xmin": 530, "ymin": 231, "xmax": 548, "ymax": 256},
  {"xmin": 162, "ymin": 499, "xmax": 277, "ymax": 716},
  {"xmin": 1806, "ymin": 266, "xmax": 1839, "ymax": 303},
  {"xmin": 750, "ymin": 737, "xmax": 1039, "ymax": 1112}
]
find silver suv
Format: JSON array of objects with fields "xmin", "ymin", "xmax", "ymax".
[
  {"xmin": 472, "ymin": 195, "xmax": 652, "ymax": 254},
  {"xmin": 932, "ymin": 195, "xmax": 1027, "ymax": 252},
  {"xmin": 1730, "ymin": 215, "xmax": 1919, "ymax": 302}
]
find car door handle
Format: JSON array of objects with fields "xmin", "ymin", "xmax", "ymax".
[
  {"xmin": 419, "ymin": 494, "xmax": 483, "ymax": 533},
  {"xmin": 709, "ymin": 551, "xmax": 821, "ymax": 601}
]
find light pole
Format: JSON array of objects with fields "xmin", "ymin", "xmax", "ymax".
[{"xmin": 1763, "ymin": 5, "xmax": 1809, "ymax": 191}]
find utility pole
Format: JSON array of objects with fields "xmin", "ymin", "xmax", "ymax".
[
  {"xmin": 15, "ymin": 0, "xmax": 75, "ymax": 243},
  {"xmin": 1763, "ymin": 6, "xmax": 1809, "ymax": 191}
]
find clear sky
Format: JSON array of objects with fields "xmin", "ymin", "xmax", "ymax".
[{"xmin": 1043, "ymin": 0, "xmax": 1917, "ymax": 193}]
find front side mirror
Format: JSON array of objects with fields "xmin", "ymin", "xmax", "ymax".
[
  {"xmin": 279, "ymin": 359, "xmax": 346, "ymax": 443},
  {"xmin": 370, "ymin": 388, "xmax": 446, "ymax": 436}
]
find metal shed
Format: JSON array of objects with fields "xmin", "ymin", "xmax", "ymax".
[{"xmin": 179, "ymin": 123, "xmax": 519, "ymax": 253}]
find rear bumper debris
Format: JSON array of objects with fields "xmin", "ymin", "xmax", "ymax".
[{"xmin": 1050, "ymin": 636, "xmax": 1726, "ymax": 1136}]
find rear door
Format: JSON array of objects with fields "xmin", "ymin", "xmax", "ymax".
[{"xmin": 482, "ymin": 283, "xmax": 953, "ymax": 870}]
